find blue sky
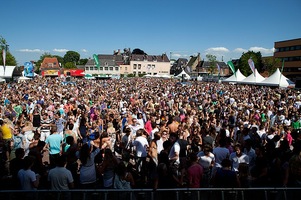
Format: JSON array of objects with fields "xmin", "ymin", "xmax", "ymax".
[{"xmin": 1, "ymin": 0, "xmax": 300, "ymax": 65}]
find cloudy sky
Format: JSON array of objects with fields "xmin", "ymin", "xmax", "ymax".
[{"xmin": 1, "ymin": 0, "xmax": 300, "ymax": 65}]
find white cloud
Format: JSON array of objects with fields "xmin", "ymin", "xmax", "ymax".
[
  {"xmin": 53, "ymin": 48, "xmax": 69, "ymax": 53},
  {"xmin": 18, "ymin": 49, "xmax": 43, "ymax": 52},
  {"xmin": 249, "ymin": 47, "xmax": 274, "ymax": 55},
  {"xmin": 205, "ymin": 47, "xmax": 230, "ymax": 53},
  {"xmin": 171, "ymin": 53, "xmax": 182, "ymax": 58},
  {"xmin": 233, "ymin": 48, "xmax": 247, "ymax": 53},
  {"xmin": 81, "ymin": 49, "xmax": 88, "ymax": 53}
]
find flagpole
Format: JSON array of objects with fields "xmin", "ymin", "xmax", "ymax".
[
  {"xmin": 279, "ymin": 60, "xmax": 284, "ymax": 87},
  {"xmin": 2, "ymin": 44, "xmax": 9, "ymax": 74}
]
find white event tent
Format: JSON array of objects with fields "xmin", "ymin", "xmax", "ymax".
[
  {"xmin": 239, "ymin": 69, "xmax": 265, "ymax": 85},
  {"xmin": 223, "ymin": 69, "xmax": 246, "ymax": 83},
  {"xmin": 176, "ymin": 70, "xmax": 191, "ymax": 80},
  {"xmin": 258, "ymin": 68, "xmax": 294, "ymax": 88}
]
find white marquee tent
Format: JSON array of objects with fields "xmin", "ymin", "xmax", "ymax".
[
  {"xmin": 176, "ymin": 70, "xmax": 191, "ymax": 80},
  {"xmin": 239, "ymin": 69, "xmax": 265, "ymax": 84},
  {"xmin": 0, "ymin": 66, "xmax": 16, "ymax": 78},
  {"xmin": 223, "ymin": 69, "xmax": 246, "ymax": 83},
  {"xmin": 258, "ymin": 68, "xmax": 294, "ymax": 88}
]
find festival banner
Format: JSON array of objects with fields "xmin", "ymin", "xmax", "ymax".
[
  {"xmin": 24, "ymin": 62, "xmax": 34, "ymax": 77},
  {"xmin": 280, "ymin": 59, "xmax": 285, "ymax": 74},
  {"xmin": 93, "ymin": 54, "xmax": 100, "ymax": 70},
  {"xmin": 216, "ymin": 63, "xmax": 221, "ymax": 74},
  {"xmin": 2, "ymin": 48, "xmax": 6, "ymax": 73},
  {"xmin": 227, "ymin": 61, "xmax": 236, "ymax": 77},
  {"xmin": 248, "ymin": 58, "xmax": 256, "ymax": 76}
]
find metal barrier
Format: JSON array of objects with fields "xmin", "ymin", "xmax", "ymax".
[{"xmin": 0, "ymin": 188, "xmax": 300, "ymax": 200}]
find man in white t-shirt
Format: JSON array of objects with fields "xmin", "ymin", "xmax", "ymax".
[
  {"xmin": 132, "ymin": 129, "xmax": 149, "ymax": 173},
  {"xmin": 168, "ymin": 133, "xmax": 181, "ymax": 174}
]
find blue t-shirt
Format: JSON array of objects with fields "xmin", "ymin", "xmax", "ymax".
[{"xmin": 45, "ymin": 133, "xmax": 63, "ymax": 155}]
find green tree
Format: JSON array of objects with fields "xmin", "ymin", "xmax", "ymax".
[
  {"xmin": 238, "ymin": 51, "xmax": 263, "ymax": 76},
  {"xmin": 53, "ymin": 55, "xmax": 64, "ymax": 66},
  {"xmin": 262, "ymin": 56, "xmax": 281, "ymax": 75},
  {"xmin": 0, "ymin": 35, "xmax": 17, "ymax": 66},
  {"xmin": 132, "ymin": 48, "xmax": 147, "ymax": 55},
  {"xmin": 63, "ymin": 51, "xmax": 80, "ymax": 64},
  {"xmin": 36, "ymin": 52, "xmax": 53, "ymax": 67},
  {"xmin": 206, "ymin": 54, "xmax": 217, "ymax": 75},
  {"xmin": 64, "ymin": 62, "xmax": 76, "ymax": 69},
  {"xmin": 79, "ymin": 58, "xmax": 88, "ymax": 65}
]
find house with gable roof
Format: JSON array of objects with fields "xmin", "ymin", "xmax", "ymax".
[
  {"xmin": 129, "ymin": 53, "xmax": 170, "ymax": 76},
  {"xmin": 40, "ymin": 57, "xmax": 62, "ymax": 77}
]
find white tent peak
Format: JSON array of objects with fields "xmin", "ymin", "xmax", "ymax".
[
  {"xmin": 258, "ymin": 68, "xmax": 294, "ymax": 88},
  {"xmin": 223, "ymin": 69, "xmax": 246, "ymax": 82},
  {"xmin": 239, "ymin": 69, "xmax": 265, "ymax": 84},
  {"xmin": 176, "ymin": 70, "xmax": 191, "ymax": 80}
]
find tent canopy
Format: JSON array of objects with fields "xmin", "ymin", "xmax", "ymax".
[
  {"xmin": 223, "ymin": 69, "xmax": 246, "ymax": 82},
  {"xmin": 258, "ymin": 68, "xmax": 294, "ymax": 88},
  {"xmin": 239, "ymin": 69, "xmax": 265, "ymax": 84},
  {"xmin": 0, "ymin": 66, "xmax": 16, "ymax": 78},
  {"xmin": 176, "ymin": 70, "xmax": 191, "ymax": 80}
]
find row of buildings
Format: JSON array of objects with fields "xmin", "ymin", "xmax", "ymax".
[{"xmin": 37, "ymin": 38, "xmax": 301, "ymax": 80}]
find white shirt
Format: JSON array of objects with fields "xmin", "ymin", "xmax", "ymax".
[
  {"xmin": 197, "ymin": 151, "xmax": 215, "ymax": 169},
  {"xmin": 132, "ymin": 136, "xmax": 148, "ymax": 157},
  {"xmin": 229, "ymin": 152, "xmax": 249, "ymax": 172},
  {"xmin": 168, "ymin": 141, "xmax": 180, "ymax": 165}
]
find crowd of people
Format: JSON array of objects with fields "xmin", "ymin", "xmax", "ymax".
[{"xmin": 0, "ymin": 76, "xmax": 301, "ymax": 192}]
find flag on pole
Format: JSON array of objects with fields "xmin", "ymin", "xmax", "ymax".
[
  {"xmin": 2, "ymin": 48, "xmax": 6, "ymax": 74},
  {"xmin": 279, "ymin": 59, "xmax": 285, "ymax": 86},
  {"xmin": 216, "ymin": 63, "xmax": 221, "ymax": 73},
  {"xmin": 93, "ymin": 54, "xmax": 100, "ymax": 70},
  {"xmin": 248, "ymin": 58, "xmax": 256, "ymax": 76},
  {"xmin": 216, "ymin": 63, "xmax": 221, "ymax": 81},
  {"xmin": 227, "ymin": 61, "xmax": 236, "ymax": 77},
  {"xmin": 280, "ymin": 59, "xmax": 285, "ymax": 73}
]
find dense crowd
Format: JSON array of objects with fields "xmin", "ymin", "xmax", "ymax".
[{"xmin": 0, "ymin": 76, "xmax": 301, "ymax": 191}]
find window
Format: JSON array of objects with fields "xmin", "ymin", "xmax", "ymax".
[
  {"xmin": 90, "ymin": 67, "xmax": 93, "ymax": 70},
  {"xmin": 94, "ymin": 67, "xmax": 98, "ymax": 70},
  {"xmin": 133, "ymin": 64, "xmax": 137, "ymax": 69},
  {"xmin": 115, "ymin": 67, "xmax": 118, "ymax": 71},
  {"xmin": 105, "ymin": 67, "xmax": 108, "ymax": 71},
  {"xmin": 53, "ymin": 62, "xmax": 57, "ymax": 65},
  {"xmin": 138, "ymin": 64, "xmax": 141, "ymax": 69},
  {"xmin": 85, "ymin": 67, "xmax": 89, "ymax": 71},
  {"xmin": 147, "ymin": 64, "xmax": 151, "ymax": 69},
  {"xmin": 105, "ymin": 62, "xmax": 108, "ymax": 66},
  {"xmin": 152, "ymin": 65, "xmax": 155, "ymax": 69},
  {"xmin": 125, "ymin": 67, "xmax": 128, "ymax": 71},
  {"xmin": 100, "ymin": 67, "xmax": 103, "ymax": 70},
  {"xmin": 109, "ymin": 67, "xmax": 113, "ymax": 71}
]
